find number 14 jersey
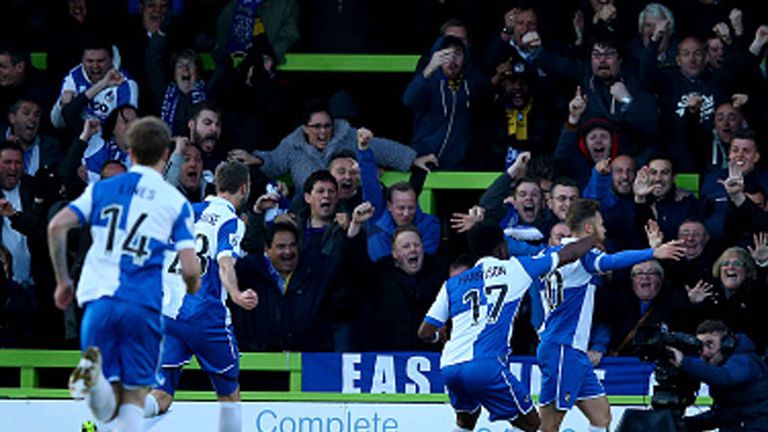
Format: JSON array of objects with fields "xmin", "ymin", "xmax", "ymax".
[{"xmin": 69, "ymin": 165, "xmax": 195, "ymax": 312}]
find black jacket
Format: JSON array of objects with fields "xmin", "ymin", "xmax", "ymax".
[{"xmin": 233, "ymin": 251, "xmax": 339, "ymax": 352}]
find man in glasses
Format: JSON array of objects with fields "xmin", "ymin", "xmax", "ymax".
[
  {"xmin": 539, "ymin": 177, "xmax": 580, "ymax": 240},
  {"xmin": 602, "ymin": 260, "xmax": 691, "ymax": 355},
  {"xmin": 525, "ymin": 33, "xmax": 660, "ymax": 159}
]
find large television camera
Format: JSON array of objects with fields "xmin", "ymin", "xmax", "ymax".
[{"xmin": 632, "ymin": 323, "xmax": 702, "ymax": 413}]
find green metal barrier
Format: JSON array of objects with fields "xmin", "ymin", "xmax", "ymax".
[
  {"xmin": 0, "ymin": 350, "xmax": 304, "ymax": 401},
  {"xmin": 381, "ymin": 171, "xmax": 701, "ymax": 214},
  {"xmin": 0, "ymin": 349, "xmax": 711, "ymax": 405},
  {"xmin": 30, "ymin": 53, "xmax": 420, "ymax": 73},
  {"xmin": 675, "ymin": 173, "xmax": 700, "ymax": 198}
]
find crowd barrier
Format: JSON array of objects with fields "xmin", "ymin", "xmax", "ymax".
[
  {"xmin": 0, "ymin": 349, "xmax": 712, "ymax": 407},
  {"xmin": 30, "ymin": 53, "xmax": 421, "ymax": 73},
  {"xmin": 381, "ymin": 171, "xmax": 700, "ymax": 214}
]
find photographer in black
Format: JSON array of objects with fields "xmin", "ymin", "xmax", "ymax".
[{"xmin": 667, "ymin": 320, "xmax": 768, "ymax": 431}]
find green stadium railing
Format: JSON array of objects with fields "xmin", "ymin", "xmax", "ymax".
[
  {"xmin": 30, "ymin": 52, "xmax": 421, "ymax": 74},
  {"xmin": 380, "ymin": 171, "xmax": 700, "ymax": 214},
  {"xmin": 0, "ymin": 349, "xmax": 711, "ymax": 405}
]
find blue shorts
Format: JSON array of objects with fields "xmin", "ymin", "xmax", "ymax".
[
  {"xmin": 442, "ymin": 357, "xmax": 534, "ymax": 422},
  {"xmin": 80, "ymin": 297, "xmax": 163, "ymax": 388},
  {"xmin": 536, "ymin": 341, "xmax": 605, "ymax": 410},
  {"xmin": 158, "ymin": 316, "xmax": 239, "ymax": 397}
]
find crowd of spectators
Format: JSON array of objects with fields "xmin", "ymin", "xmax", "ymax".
[{"xmin": 2, "ymin": 0, "xmax": 768, "ymax": 364}]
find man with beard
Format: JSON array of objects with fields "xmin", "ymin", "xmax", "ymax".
[
  {"xmin": 4, "ymin": 98, "xmax": 62, "ymax": 177},
  {"xmin": 701, "ymin": 129, "xmax": 768, "ymax": 243},
  {"xmin": 482, "ymin": 59, "xmax": 559, "ymax": 169},
  {"xmin": 527, "ymin": 34, "xmax": 659, "ymax": 158},
  {"xmin": 186, "ymin": 102, "xmax": 225, "ymax": 181},
  {"xmin": 166, "ymin": 102, "xmax": 243, "ymax": 202},
  {"xmin": 633, "ymin": 155, "xmax": 700, "ymax": 242},
  {"xmin": 583, "ymin": 155, "xmax": 646, "ymax": 251}
]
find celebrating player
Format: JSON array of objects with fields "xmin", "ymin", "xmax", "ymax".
[{"xmin": 48, "ymin": 117, "xmax": 200, "ymax": 432}]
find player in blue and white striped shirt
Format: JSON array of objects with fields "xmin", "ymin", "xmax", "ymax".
[
  {"xmin": 537, "ymin": 199, "xmax": 685, "ymax": 432},
  {"xmin": 48, "ymin": 117, "xmax": 200, "ymax": 432},
  {"xmin": 142, "ymin": 162, "xmax": 256, "ymax": 432},
  {"xmin": 418, "ymin": 220, "xmax": 597, "ymax": 432}
]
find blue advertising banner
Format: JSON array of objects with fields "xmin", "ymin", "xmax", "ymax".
[{"xmin": 302, "ymin": 353, "xmax": 656, "ymax": 396}]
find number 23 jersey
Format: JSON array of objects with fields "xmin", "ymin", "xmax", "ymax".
[{"xmin": 162, "ymin": 196, "xmax": 245, "ymax": 325}]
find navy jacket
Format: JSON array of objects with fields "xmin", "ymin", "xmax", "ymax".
[
  {"xmin": 682, "ymin": 334, "xmax": 768, "ymax": 431},
  {"xmin": 403, "ymin": 36, "xmax": 489, "ymax": 169}
]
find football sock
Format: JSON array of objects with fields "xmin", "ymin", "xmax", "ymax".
[
  {"xmin": 115, "ymin": 403, "xmax": 143, "ymax": 432},
  {"xmin": 87, "ymin": 374, "xmax": 115, "ymax": 421},
  {"xmin": 144, "ymin": 393, "xmax": 159, "ymax": 417},
  {"xmin": 219, "ymin": 401, "xmax": 242, "ymax": 432}
]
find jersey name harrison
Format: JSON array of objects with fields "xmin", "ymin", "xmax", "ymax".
[{"xmin": 457, "ymin": 265, "xmax": 507, "ymax": 285}]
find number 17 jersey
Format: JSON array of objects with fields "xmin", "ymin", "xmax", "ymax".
[
  {"xmin": 69, "ymin": 165, "xmax": 195, "ymax": 312},
  {"xmin": 424, "ymin": 254, "xmax": 559, "ymax": 369}
]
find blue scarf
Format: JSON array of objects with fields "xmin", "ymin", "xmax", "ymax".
[
  {"xmin": 227, "ymin": 0, "xmax": 264, "ymax": 54},
  {"xmin": 161, "ymin": 80, "xmax": 207, "ymax": 131}
]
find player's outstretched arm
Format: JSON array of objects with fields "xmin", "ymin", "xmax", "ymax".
[
  {"xmin": 177, "ymin": 248, "xmax": 201, "ymax": 294},
  {"xmin": 48, "ymin": 207, "xmax": 81, "ymax": 309},
  {"xmin": 556, "ymin": 234, "xmax": 599, "ymax": 266},
  {"xmin": 218, "ymin": 255, "xmax": 258, "ymax": 310},
  {"xmin": 652, "ymin": 239, "xmax": 686, "ymax": 261}
]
